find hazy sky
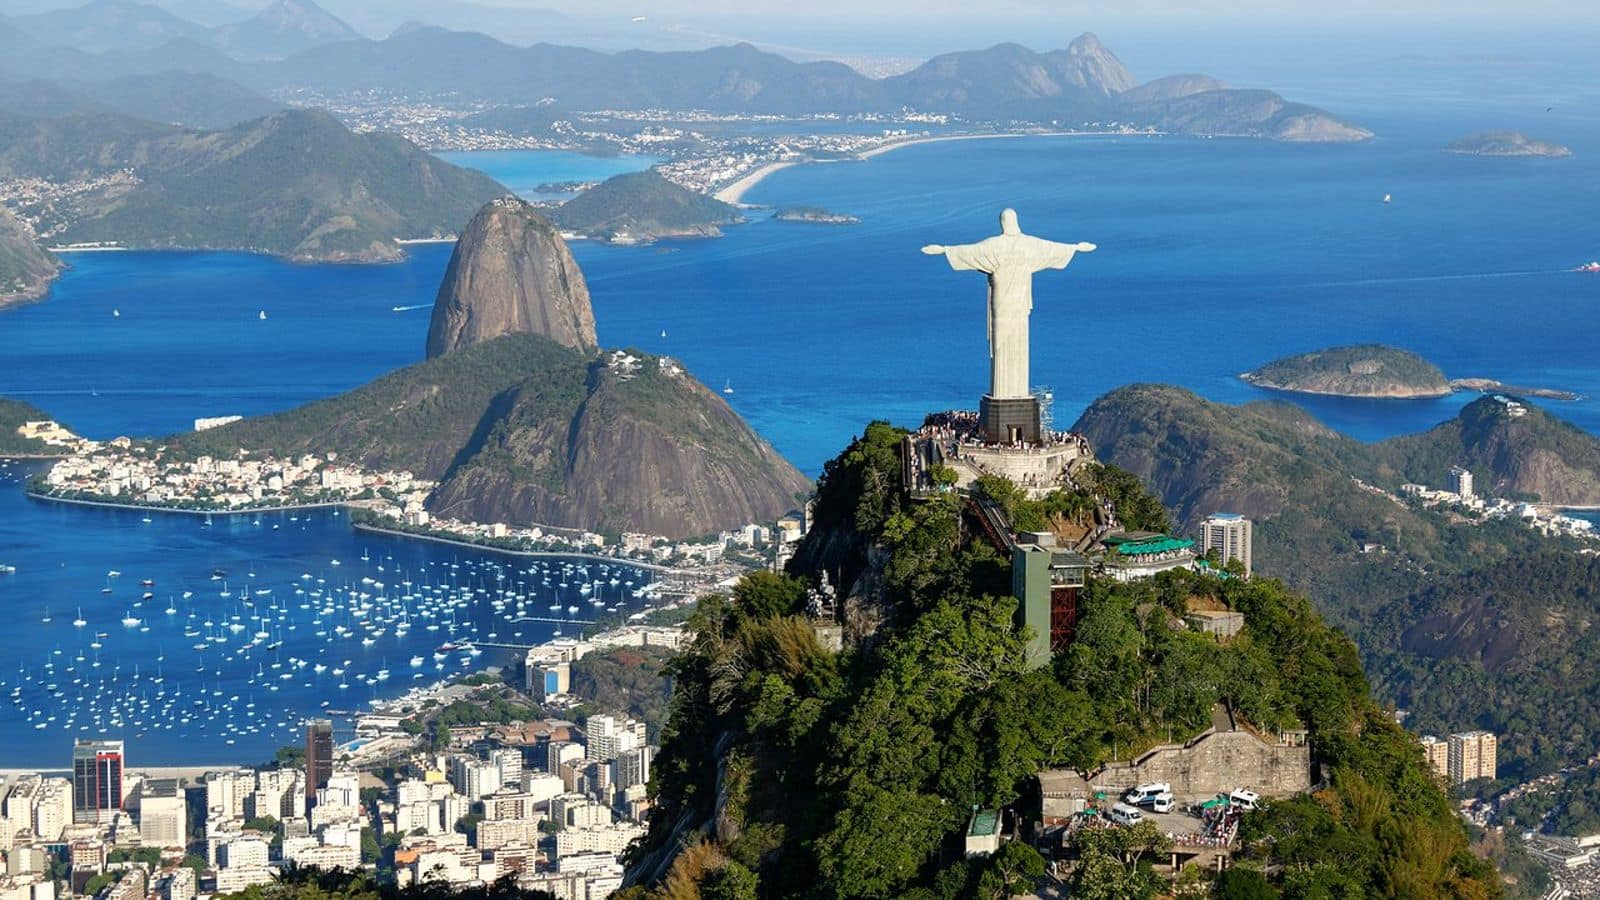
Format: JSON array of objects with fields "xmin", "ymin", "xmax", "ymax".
[{"xmin": 10, "ymin": 0, "xmax": 1600, "ymax": 68}]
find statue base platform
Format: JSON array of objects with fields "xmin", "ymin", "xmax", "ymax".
[{"xmin": 980, "ymin": 395, "xmax": 1041, "ymax": 444}]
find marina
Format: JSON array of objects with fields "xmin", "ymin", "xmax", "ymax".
[{"xmin": 0, "ymin": 458, "xmax": 655, "ymax": 767}]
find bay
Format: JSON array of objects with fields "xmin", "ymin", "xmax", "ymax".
[
  {"xmin": 0, "ymin": 459, "xmax": 650, "ymax": 769},
  {"xmin": 4, "ymin": 103, "xmax": 1600, "ymax": 765}
]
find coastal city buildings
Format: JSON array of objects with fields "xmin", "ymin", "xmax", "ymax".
[
  {"xmin": 0, "ymin": 619, "xmax": 673, "ymax": 900},
  {"xmin": 1199, "ymin": 513, "xmax": 1254, "ymax": 576},
  {"xmin": 305, "ymin": 720, "xmax": 334, "ymax": 804},
  {"xmin": 29, "ymin": 431, "xmax": 805, "ymax": 586},
  {"xmin": 40, "ymin": 444, "xmax": 432, "ymax": 514},
  {"xmin": 1449, "ymin": 731, "xmax": 1499, "ymax": 785},
  {"xmin": 1420, "ymin": 735, "xmax": 1450, "ymax": 780},
  {"xmin": 70, "ymin": 740, "xmax": 123, "ymax": 825},
  {"xmin": 136, "ymin": 780, "xmax": 185, "ymax": 849}
]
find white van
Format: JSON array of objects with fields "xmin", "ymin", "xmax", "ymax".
[
  {"xmin": 1110, "ymin": 803, "xmax": 1145, "ymax": 826},
  {"xmin": 1229, "ymin": 789, "xmax": 1261, "ymax": 810},
  {"xmin": 1123, "ymin": 782, "xmax": 1172, "ymax": 805},
  {"xmin": 1146, "ymin": 792, "xmax": 1174, "ymax": 813}
]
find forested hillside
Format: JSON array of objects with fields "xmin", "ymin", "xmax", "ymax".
[{"xmin": 619, "ymin": 421, "xmax": 1496, "ymax": 899}]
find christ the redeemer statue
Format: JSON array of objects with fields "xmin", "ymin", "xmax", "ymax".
[{"xmin": 923, "ymin": 209, "xmax": 1095, "ymax": 401}]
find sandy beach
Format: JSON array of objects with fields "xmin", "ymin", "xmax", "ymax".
[
  {"xmin": 714, "ymin": 130, "xmax": 1102, "ymax": 204},
  {"xmin": 713, "ymin": 160, "xmax": 801, "ymax": 204}
]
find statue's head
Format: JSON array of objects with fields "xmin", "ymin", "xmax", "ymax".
[{"xmin": 1000, "ymin": 208, "xmax": 1020, "ymax": 235}]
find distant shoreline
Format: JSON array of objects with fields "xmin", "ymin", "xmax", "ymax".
[
  {"xmin": 21, "ymin": 488, "xmax": 678, "ymax": 572},
  {"xmin": 351, "ymin": 521, "xmax": 673, "ymax": 573},
  {"xmin": 713, "ymin": 161, "xmax": 801, "ymax": 204},
  {"xmin": 713, "ymin": 130, "xmax": 1137, "ymax": 204},
  {"xmin": 24, "ymin": 490, "xmax": 348, "ymax": 516}
]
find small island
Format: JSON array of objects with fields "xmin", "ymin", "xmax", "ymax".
[
  {"xmin": 1446, "ymin": 131, "xmax": 1572, "ymax": 158},
  {"xmin": 1243, "ymin": 344, "xmax": 1579, "ymax": 401},
  {"xmin": 1242, "ymin": 345, "xmax": 1452, "ymax": 398},
  {"xmin": 552, "ymin": 170, "xmax": 744, "ymax": 244},
  {"xmin": 773, "ymin": 206, "xmax": 861, "ymax": 225}
]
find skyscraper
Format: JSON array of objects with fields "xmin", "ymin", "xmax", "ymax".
[
  {"xmin": 1200, "ymin": 513, "xmax": 1253, "ymax": 577},
  {"xmin": 72, "ymin": 739, "xmax": 124, "ymax": 824},
  {"xmin": 305, "ymin": 719, "xmax": 333, "ymax": 808}
]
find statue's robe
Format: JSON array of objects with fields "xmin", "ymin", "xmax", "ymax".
[{"xmin": 940, "ymin": 234, "xmax": 1080, "ymax": 399}]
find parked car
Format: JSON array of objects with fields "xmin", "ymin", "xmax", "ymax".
[
  {"xmin": 1123, "ymin": 782, "xmax": 1172, "ymax": 805},
  {"xmin": 1110, "ymin": 802, "xmax": 1146, "ymax": 826}
]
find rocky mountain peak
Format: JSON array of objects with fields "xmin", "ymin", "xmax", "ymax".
[
  {"xmin": 425, "ymin": 197, "xmax": 598, "ymax": 359},
  {"xmin": 1057, "ymin": 31, "xmax": 1136, "ymax": 94}
]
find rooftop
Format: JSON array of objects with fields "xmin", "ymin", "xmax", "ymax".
[
  {"xmin": 967, "ymin": 808, "xmax": 1000, "ymax": 838},
  {"xmin": 1103, "ymin": 534, "xmax": 1196, "ymax": 556}
]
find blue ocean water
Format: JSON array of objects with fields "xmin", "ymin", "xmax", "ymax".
[
  {"xmin": 0, "ymin": 460, "xmax": 649, "ymax": 769},
  {"xmin": 435, "ymin": 150, "xmax": 658, "ymax": 198},
  {"xmin": 4, "ymin": 99, "xmax": 1600, "ymax": 765}
]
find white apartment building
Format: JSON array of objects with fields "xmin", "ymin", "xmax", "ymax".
[
  {"xmin": 137, "ymin": 780, "xmax": 186, "ymax": 848},
  {"xmin": 1199, "ymin": 512, "xmax": 1253, "ymax": 577},
  {"xmin": 555, "ymin": 823, "xmax": 646, "ymax": 858},
  {"xmin": 1448, "ymin": 731, "xmax": 1498, "ymax": 784}
]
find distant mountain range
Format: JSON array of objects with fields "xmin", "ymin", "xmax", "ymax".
[
  {"xmin": 0, "ymin": 107, "xmax": 505, "ymax": 261},
  {"xmin": 0, "ymin": 14, "xmax": 1370, "ymax": 140},
  {"xmin": 0, "ymin": 70, "xmax": 281, "ymax": 129},
  {"xmin": 9, "ymin": 0, "xmax": 359, "ymax": 60}
]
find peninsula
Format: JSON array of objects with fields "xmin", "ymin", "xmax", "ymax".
[
  {"xmin": 552, "ymin": 170, "xmax": 743, "ymax": 244},
  {"xmin": 0, "ymin": 205, "xmax": 60, "ymax": 308},
  {"xmin": 1446, "ymin": 131, "xmax": 1572, "ymax": 158},
  {"xmin": 0, "ymin": 108, "xmax": 505, "ymax": 262},
  {"xmin": 156, "ymin": 197, "xmax": 808, "ymax": 538}
]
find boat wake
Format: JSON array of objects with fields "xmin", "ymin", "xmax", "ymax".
[
  {"xmin": 1298, "ymin": 269, "xmax": 1569, "ymax": 290},
  {"xmin": 391, "ymin": 304, "xmax": 431, "ymax": 312}
]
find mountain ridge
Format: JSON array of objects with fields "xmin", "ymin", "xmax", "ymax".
[
  {"xmin": 166, "ymin": 333, "xmax": 810, "ymax": 538},
  {"xmin": 0, "ymin": 21, "xmax": 1367, "ymax": 141},
  {"xmin": 0, "ymin": 106, "xmax": 504, "ymax": 261},
  {"xmin": 0, "ymin": 205, "xmax": 60, "ymax": 308}
]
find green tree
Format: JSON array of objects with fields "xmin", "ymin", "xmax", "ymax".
[
  {"xmin": 701, "ymin": 860, "xmax": 759, "ymax": 900},
  {"xmin": 975, "ymin": 841, "xmax": 1046, "ymax": 900},
  {"xmin": 1215, "ymin": 867, "xmax": 1277, "ymax": 899},
  {"xmin": 813, "ymin": 788, "xmax": 954, "ymax": 900},
  {"xmin": 730, "ymin": 571, "xmax": 809, "ymax": 622}
]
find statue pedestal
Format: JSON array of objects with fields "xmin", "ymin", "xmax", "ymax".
[{"xmin": 980, "ymin": 395, "xmax": 1041, "ymax": 444}]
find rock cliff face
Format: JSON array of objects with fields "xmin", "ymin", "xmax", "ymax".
[
  {"xmin": 426, "ymin": 345, "xmax": 813, "ymax": 537},
  {"xmin": 179, "ymin": 334, "xmax": 809, "ymax": 538},
  {"xmin": 426, "ymin": 197, "xmax": 598, "ymax": 359},
  {"xmin": 1378, "ymin": 396, "xmax": 1600, "ymax": 506},
  {"xmin": 0, "ymin": 205, "xmax": 60, "ymax": 308}
]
